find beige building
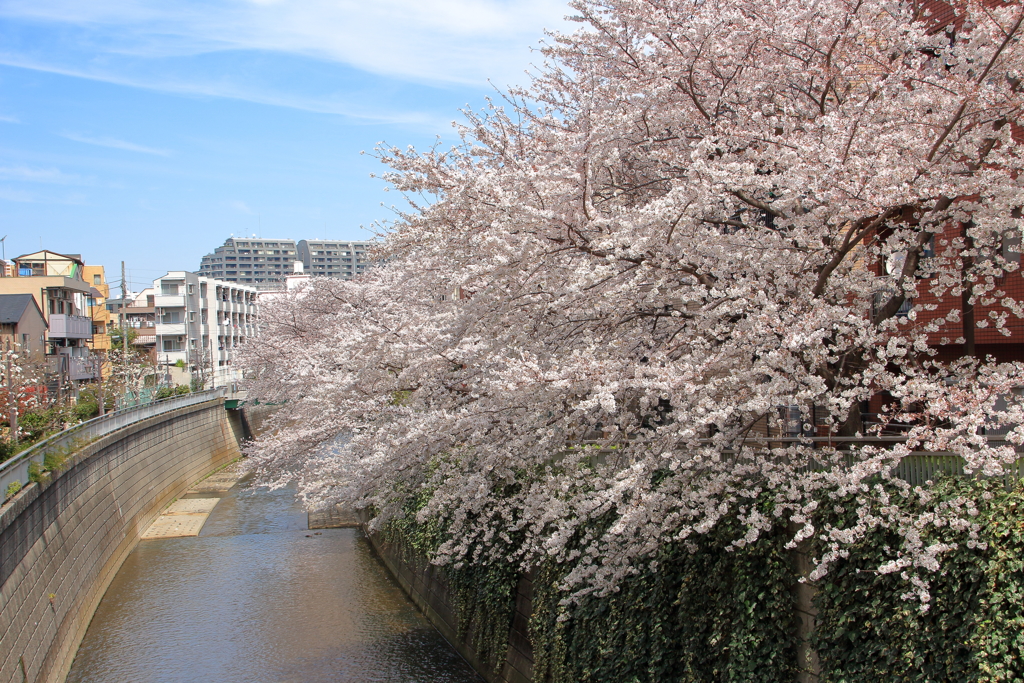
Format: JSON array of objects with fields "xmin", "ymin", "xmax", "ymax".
[
  {"xmin": 83, "ymin": 265, "xmax": 112, "ymax": 355},
  {"xmin": 106, "ymin": 288, "xmax": 157, "ymax": 363},
  {"xmin": 0, "ymin": 251, "xmax": 99, "ymax": 386},
  {"xmin": 0, "ymin": 294, "xmax": 47, "ymax": 357}
]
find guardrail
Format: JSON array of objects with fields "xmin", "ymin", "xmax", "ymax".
[
  {"xmin": 574, "ymin": 435, "xmax": 1023, "ymax": 488},
  {"xmin": 0, "ymin": 387, "xmax": 227, "ymax": 498}
]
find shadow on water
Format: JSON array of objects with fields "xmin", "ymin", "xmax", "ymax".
[{"xmin": 67, "ymin": 478, "xmax": 483, "ymax": 683}]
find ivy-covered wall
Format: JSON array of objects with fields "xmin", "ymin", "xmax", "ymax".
[
  {"xmin": 811, "ymin": 478, "xmax": 1024, "ymax": 683},
  {"xmin": 370, "ymin": 478, "xmax": 1024, "ymax": 683},
  {"xmin": 529, "ymin": 523, "xmax": 798, "ymax": 683}
]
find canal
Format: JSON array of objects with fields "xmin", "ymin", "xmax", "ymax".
[{"xmin": 67, "ymin": 473, "xmax": 482, "ymax": 683}]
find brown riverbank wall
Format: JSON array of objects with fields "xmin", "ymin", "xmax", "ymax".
[{"xmin": 0, "ymin": 398, "xmax": 242, "ymax": 683}]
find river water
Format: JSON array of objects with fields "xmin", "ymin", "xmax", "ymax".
[{"xmin": 67, "ymin": 477, "xmax": 482, "ymax": 683}]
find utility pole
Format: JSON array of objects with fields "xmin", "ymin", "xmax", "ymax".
[
  {"xmin": 95, "ymin": 353, "xmax": 105, "ymax": 416},
  {"xmin": 120, "ymin": 261, "xmax": 128, "ymax": 403},
  {"xmin": 5, "ymin": 340, "xmax": 17, "ymax": 446}
]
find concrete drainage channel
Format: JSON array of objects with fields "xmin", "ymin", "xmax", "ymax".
[
  {"xmin": 67, "ymin": 464, "xmax": 484, "ymax": 683},
  {"xmin": 141, "ymin": 463, "xmax": 246, "ymax": 540}
]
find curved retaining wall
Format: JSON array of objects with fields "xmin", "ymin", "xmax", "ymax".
[
  {"xmin": 0, "ymin": 398, "xmax": 243, "ymax": 683},
  {"xmin": 364, "ymin": 528, "xmax": 535, "ymax": 683}
]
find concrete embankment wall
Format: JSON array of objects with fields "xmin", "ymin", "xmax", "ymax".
[
  {"xmin": 0, "ymin": 399, "xmax": 242, "ymax": 683},
  {"xmin": 367, "ymin": 525, "xmax": 822, "ymax": 683},
  {"xmin": 365, "ymin": 529, "xmax": 535, "ymax": 683}
]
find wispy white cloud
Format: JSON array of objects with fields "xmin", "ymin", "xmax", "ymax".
[
  {"xmin": 0, "ymin": 186, "xmax": 87, "ymax": 204},
  {"xmin": 59, "ymin": 131, "xmax": 171, "ymax": 156},
  {"xmin": 227, "ymin": 199, "xmax": 255, "ymax": 214},
  {"xmin": 0, "ymin": 55, "xmax": 456, "ymax": 128},
  {"xmin": 0, "ymin": 164, "xmax": 94, "ymax": 184},
  {"xmin": 0, "ymin": 115, "xmax": 19, "ymax": 123},
  {"xmin": 0, "ymin": 0, "xmax": 572, "ymax": 87},
  {"xmin": 0, "ymin": 187, "xmax": 35, "ymax": 202}
]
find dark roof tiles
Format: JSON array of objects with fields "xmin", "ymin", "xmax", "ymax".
[{"xmin": 0, "ymin": 293, "xmax": 42, "ymax": 324}]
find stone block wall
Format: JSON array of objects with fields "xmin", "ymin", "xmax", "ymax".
[
  {"xmin": 366, "ymin": 530, "xmax": 535, "ymax": 683},
  {"xmin": 0, "ymin": 399, "xmax": 241, "ymax": 683}
]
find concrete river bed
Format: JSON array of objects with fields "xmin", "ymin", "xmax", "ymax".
[{"xmin": 67, "ymin": 475, "xmax": 482, "ymax": 683}]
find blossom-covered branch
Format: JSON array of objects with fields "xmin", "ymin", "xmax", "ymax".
[{"xmin": 240, "ymin": 0, "xmax": 1024, "ymax": 599}]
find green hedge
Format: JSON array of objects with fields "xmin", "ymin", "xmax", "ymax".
[{"xmin": 812, "ymin": 478, "xmax": 1024, "ymax": 683}]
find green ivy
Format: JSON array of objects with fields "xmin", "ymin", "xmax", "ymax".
[
  {"xmin": 383, "ymin": 487, "xmax": 520, "ymax": 674},
  {"xmin": 812, "ymin": 478, "xmax": 1024, "ymax": 683},
  {"xmin": 381, "ymin": 476, "xmax": 1024, "ymax": 683},
  {"xmin": 529, "ymin": 515, "xmax": 797, "ymax": 683}
]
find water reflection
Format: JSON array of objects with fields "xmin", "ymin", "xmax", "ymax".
[{"xmin": 68, "ymin": 479, "xmax": 482, "ymax": 683}]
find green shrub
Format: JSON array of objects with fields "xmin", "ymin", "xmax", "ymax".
[
  {"xmin": 18, "ymin": 410, "xmax": 54, "ymax": 442},
  {"xmin": 155, "ymin": 385, "xmax": 192, "ymax": 400},
  {"xmin": 74, "ymin": 399, "xmax": 99, "ymax": 421},
  {"xmin": 4, "ymin": 480, "xmax": 22, "ymax": 500},
  {"xmin": 27, "ymin": 460, "xmax": 45, "ymax": 483},
  {"xmin": 42, "ymin": 445, "xmax": 74, "ymax": 473}
]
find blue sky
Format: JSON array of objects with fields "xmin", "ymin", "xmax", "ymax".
[{"xmin": 0, "ymin": 0, "xmax": 571, "ymax": 291}]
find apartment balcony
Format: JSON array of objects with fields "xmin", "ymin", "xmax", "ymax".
[
  {"xmin": 154, "ymin": 294, "xmax": 185, "ymax": 307},
  {"xmin": 157, "ymin": 322, "xmax": 187, "ymax": 335},
  {"xmin": 48, "ymin": 314, "xmax": 92, "ymax": 340},
  {"xmin": 69, "ymin": 356, "xmax": 99, "ymax": 381},
  {"xmin": 160, "ymin": 350, "xmax": 188, "ymax": 364},
  {"xmin": 47, "ymin": 353, "xmax": 100, "ymax": 381}
]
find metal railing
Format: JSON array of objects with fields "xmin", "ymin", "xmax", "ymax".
[
  {"xmin": 0, "ymin": 387, "xmax": 226, "ymax": 499},
  {"xmin": 573, "ymin": 435, "xmax": 1023, "ymax": 488}
]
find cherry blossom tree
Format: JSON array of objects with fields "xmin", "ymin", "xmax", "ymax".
[{"xmin": 240, "ymin": 0, "xmax": 1024, "ymax": 599}]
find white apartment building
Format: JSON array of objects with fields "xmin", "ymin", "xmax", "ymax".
[{"xmin": 153, "ymin": 271, "xmax": 257, "ymax": 391}]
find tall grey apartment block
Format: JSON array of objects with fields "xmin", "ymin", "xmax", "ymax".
[
  {"xmin": 199, "ymin": 238, "xmax": 299, "ymax": 291},
  {"xmin": 296, "ymin": 240, "xmax": 373, "ymax": 279},
  {"xmin": 199, "ymin": 237, "xmax": 374, "ymax": 290}
]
